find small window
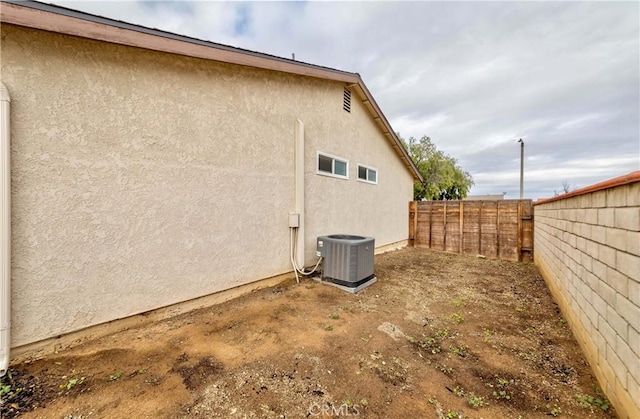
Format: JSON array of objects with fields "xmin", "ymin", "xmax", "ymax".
[
  {"xmin": 357, "ymin": 164, "xmax": 378, "ymax": 184},
  {"xmin": 317, "ymin": 152, "xmax": 349, "ymax": 179}
]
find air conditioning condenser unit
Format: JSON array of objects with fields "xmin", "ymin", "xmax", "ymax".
[{"xmin": 316, "ymin": 234, "xmax": 376, "ymax": 293}]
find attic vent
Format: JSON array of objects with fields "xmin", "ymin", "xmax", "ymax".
[{"xmin": 343, "ymin": 88, "xmax": 351, "ymax": 113}]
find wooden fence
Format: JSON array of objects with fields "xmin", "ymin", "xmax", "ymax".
[{"xmin": 408, "ymin": 200, "xmax": 533, "ymax": 262}]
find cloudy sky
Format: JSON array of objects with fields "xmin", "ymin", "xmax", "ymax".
[{"xmin": 53, "ymin": 0, "xmax": 639, "ymax": 199}]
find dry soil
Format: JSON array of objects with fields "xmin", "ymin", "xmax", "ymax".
[{"xmin": 1, "ymin": 247, "xmax": 616, "ymax": 418}]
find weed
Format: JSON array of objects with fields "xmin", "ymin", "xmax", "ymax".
[
  {"xmin": 452, "ymin": 386, "xmax": 465, "ymax": 397},
  {"xmin": 546, "ymin": 404, "xmax": 562, "ymax": 416},
  {"xmin": 305, "ymin": 284, "xmax": 316, "ymax": 289},
  {"xmin": 409, "ymin": 334, "xmax": 441, "ymax": 354},
  {"xmin": 451, "ymin": 296, "xmax": 466, "ymax": 307},
  {"xmin": 494, "ymin": 390, "xmax": 510, "ymax": 400},
  {"xmin": 324, "ymin": 325, "xmax": 334, "ymax": 332},
  {"xmin": 1, "ymin": 383, "xmax": 11, "ymax": 396},
  {"xmin": 131, "ymin": 368, "xmax": 146, "ymax": 377},
  {"xmin": 515, "ymin": 306, "xmax": 526, "ymax": 312},
  {"xmin": 437, "ymin": 363, "xmax": 454, "ymax": 375},
  {"xmin": 109, "ymin": 371, "xmax": 124, "ymax": 381},
  {"xmin": 329, "ymin": 313, "xmax": 340, "ymax": 320},
  {"xmin": 489, "ymin": 378, "xmax": 511, "ymax": 400},
  {"xmin": 435, "ymin": 328, "xmax": 450, "ymax": 338},
  {"xmin": 60, "ymin": 376, "xmax": 85, "ymax": 391},
  {"xmin": 449, "ymin": 312, "xmax": 464, "ymax": 324},
  {"xmin": 575, "ymin": 394, "xmax": 610, "ymax": 411},
  {"xmin": 449, "ymin": 344, "xmax": 467, "ymax": 357},
  {"xmin": 517, "ymin": 351, "xmax": 537, "ymax": 362},
  {"xmin": 468, "ymin": 394, "xmax": 485, "ymax": 408},
  {"xmin": 482, "ymin": 328, "xmax": 491, "ymax": 342},
  {"xmin": 0, "ymin": 381, "xmax": 23, "ymax": 399},
  {"xmin": 445, "ymin": 410, "xmax": 460, "ymax": 418}
]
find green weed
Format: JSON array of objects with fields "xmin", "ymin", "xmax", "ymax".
[
  {"xmin": 60, "ymin": 376, "xmax": 85, "ymax": 391},
  {"xmin": 489, "ymin": 377, "xmax": 511, "ymax": 400},
  {"xmin": 576, "ymin": 394, "xmax": 610, "ymax": 411},
  {"xmin": 451, "ymin": 296, "xmax": 467, "ymax": 307},
  {"xmin": 449, "ymin": 312, "xmax": 464, "ymax": 324},
  {"xmin": 448, "ymin": 344, "xmax": 467, "ymax": 357},
  {"xmin": 546, "ymin": 404, "xmax": 562, "ymax": 416},
  {"xmin": 109, "ymin": 371, "xmax": 124, "ymax": 381},
  {"xmin": 468, "ymin": 394, "xmax": 486, "ymax": 408},
  {"xmin": 452, "ymin": 386, "xmax": 465, "ymax": 397}
]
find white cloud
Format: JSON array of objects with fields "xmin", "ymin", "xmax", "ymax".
[{"xmin": 51, "ymin": 0, "xmax": 640, "ymax": 200}]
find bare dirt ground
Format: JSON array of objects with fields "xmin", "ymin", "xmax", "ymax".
[{"xmin": 1, "ymin": 248, "xmax": 615, "ymax": 418}]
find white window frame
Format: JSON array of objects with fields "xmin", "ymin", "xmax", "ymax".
[
  {"xmin": 357, "ymin": 164, "xmax": 378, "ymax": 185},
  {"xmin": 317, "ymin": 151, "xmax": 349, "ymax": 180}
]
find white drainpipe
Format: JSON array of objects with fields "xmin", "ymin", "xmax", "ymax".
[
  {"xmin": 0, "ymin": 82, "xmax": 10, "ymax": 377},
  {"xmin": 294, "ymin": 119, "xmax": 305, "ymax": 268}
]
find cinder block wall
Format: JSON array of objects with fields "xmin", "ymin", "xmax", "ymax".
[{"xmin": 534, "ymin": 172, "xmax": 639, "ymax": 419}]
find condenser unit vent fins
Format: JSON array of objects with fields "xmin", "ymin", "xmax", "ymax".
[{"xmin": 316, "ymin": 234, "xmax": 376, "ymax": 293}]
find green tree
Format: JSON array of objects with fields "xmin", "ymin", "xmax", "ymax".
[{"xmin": 400, "ymin": 134, "xmax": 474, "ymax": 201}]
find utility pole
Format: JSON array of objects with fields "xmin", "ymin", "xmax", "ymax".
[{"xmin": 518, "ymin": 139, "xmax": 524, "ymax": 199}]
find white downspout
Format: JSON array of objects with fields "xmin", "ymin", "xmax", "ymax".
[
  {"xmin": 294, "ymin": 119, "xmax": 305, "ymax": 268},
  {"xmin": 0, "ymin": 82, "xmax": 10, "ymax": 377}
]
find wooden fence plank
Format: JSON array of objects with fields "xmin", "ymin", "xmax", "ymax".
[
  {"xmin": 410, "ymin": 199, "xmax": 533, "ymax": 262},
  {"xmin": 459, "ymin": 202, "xmax": 464, "ymax": 254}
]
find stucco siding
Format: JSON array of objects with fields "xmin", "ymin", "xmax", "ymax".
[
  {"xmin": 1, "ymin": 25, "xmax": 413, "ymax": 348},
  {"xmin": 304, "ymin": 84, "xmax": 414, "ymax": 262}
]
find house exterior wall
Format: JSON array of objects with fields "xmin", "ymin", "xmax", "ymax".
[
  {"xmin": 1, "ymin": 24, "xmax": 413, "ymax": 349},
  {"xmin": 534, "ymin": 178, "xmax": 640, "ymax": 419}
]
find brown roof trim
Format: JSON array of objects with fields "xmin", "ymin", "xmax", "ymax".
[
  {"xmin": 534, "ymin": 171, "xmax": 640, "ymax": 206},
  {"xmin": 0, "ymin": 0, "xmax": 422, "ymax": 181},
  {"xmin": 350, "ymin": 79, "xmax": 422, "ymax": 181},
  {"xmin": 0, "ymin": 1, "xmax": 357, "ymax": 83}
]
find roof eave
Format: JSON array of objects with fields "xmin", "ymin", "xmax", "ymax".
[
  {"xmin": 0, "ymin": 0, "xmax": 423, "ymax": 182},
  {"xmin": 349, "ymin": 79, "xmax": 423, "ymax": 182}
]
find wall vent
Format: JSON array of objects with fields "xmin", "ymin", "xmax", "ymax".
[{"xmin": 343, "ymin": 88, "xmax": 351, "ymax": 113}]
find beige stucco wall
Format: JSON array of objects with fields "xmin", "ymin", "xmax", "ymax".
[
  {"xmin": 0, "ymin": 24, "xmax": 413, "ymax": 349},
  {"xmin": 534, "ymin": 182, "xmax": 640, "ymax": 418}
]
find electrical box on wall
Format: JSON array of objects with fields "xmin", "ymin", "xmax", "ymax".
[{"xmin": 289, "ymin": 213, "xmax": 300, "ymax": 228}]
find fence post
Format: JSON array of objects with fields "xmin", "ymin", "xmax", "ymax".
[
  {"xmin": 443, "ymin": 201, "xmax": 447, "ymax": 251},
  {"xmin": 496, "ymin": 202, "xmax": 500, "ymax": 259},
  {"xmin": 459, "ymin": 201, "xmax": 464, "ymax": 254},
  {"xmin": 517, "ymin": 200, "xmax": 523, "ymax": 262},
  {"xmin": 478, "ymin": 201, "xmax": 483, "ymax": 255},
  {"xmin": 409, "ymin": 201, "xmax": 416, "ymax": 247},
  {"xmin": 428, "ymin": 201, "xmax": 432, "ymax": 249}
]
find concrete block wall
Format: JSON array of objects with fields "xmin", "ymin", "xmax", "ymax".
[{"xmin": 534, "ymin": 172, "xmax": 640, "ymax": 419}]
